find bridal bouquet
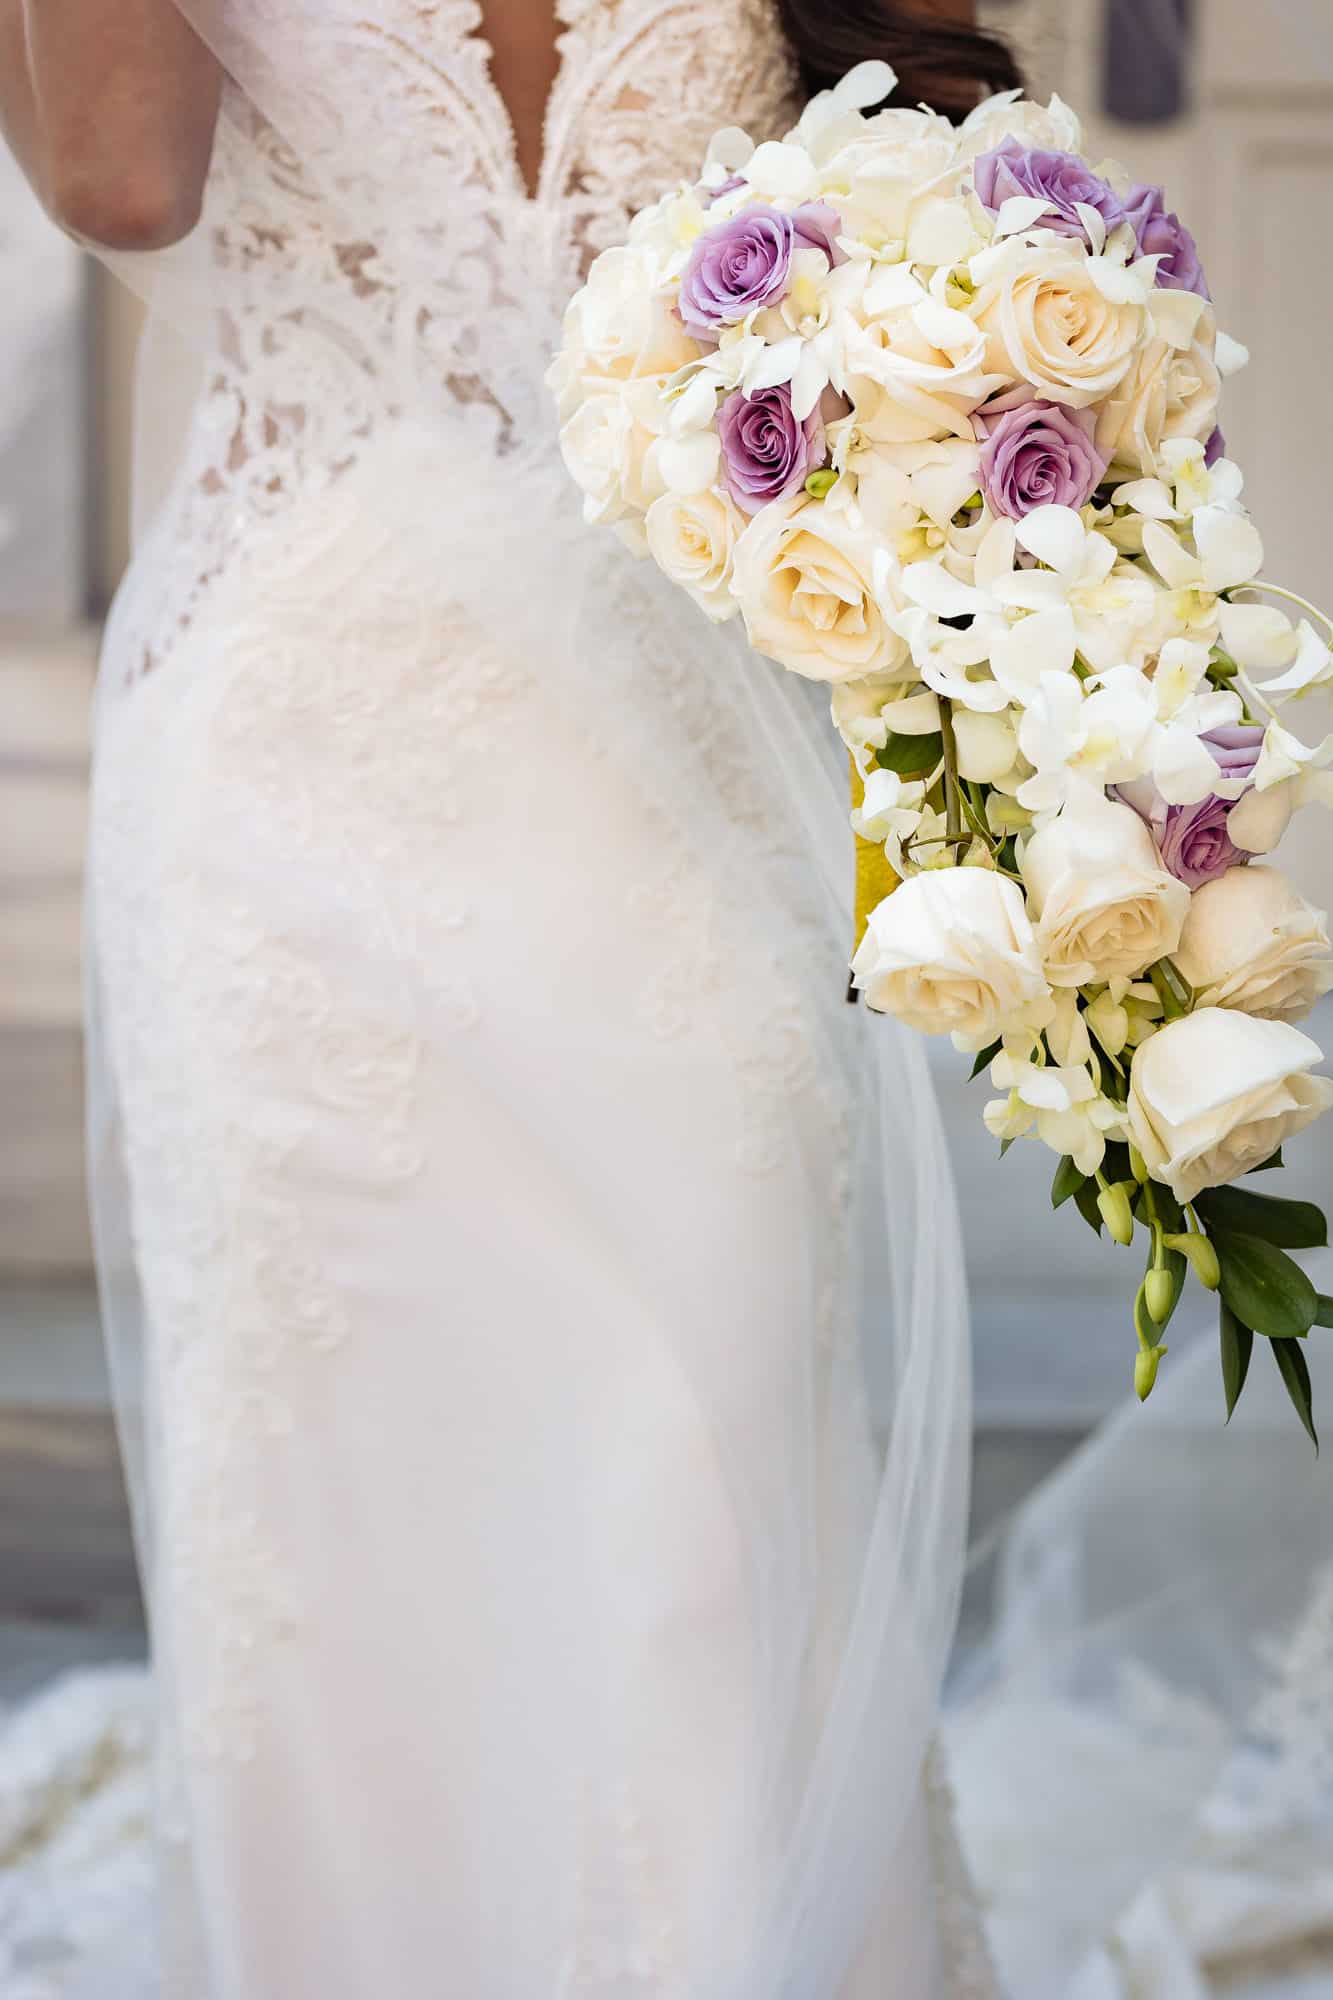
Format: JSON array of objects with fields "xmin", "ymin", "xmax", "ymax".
[{"xmin": 549, "ymin": 63, "xmax": 1333, "ymax": 1434}]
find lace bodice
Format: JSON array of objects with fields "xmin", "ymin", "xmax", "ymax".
[{"xmin": 113, "ymin": 1, "xmax": 799, "ymax": 679}]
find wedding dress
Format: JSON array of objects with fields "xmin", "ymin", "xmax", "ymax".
[{"xmin": 81, "ymin": 4, "xmax": 992, "ymax": 1994}]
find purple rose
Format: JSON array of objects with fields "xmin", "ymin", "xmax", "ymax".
[
  {"xmin": 1116, "ymin": 724, "xmax": 1266, "ymax": 889},
  {"xmin": 974, "ymin": 390, "xmax": 1111, "ymax": 518},
  {"xmin": 1126, "ymin": 183, "xmax": 1210, "ymax": 298},
  {"xmin": 717, "ymin": 382, "xmax": 826, "ymax": 514},
  {"xmin": 677, "ymin": 202, "xmax": 843, "ymax": 341},
  {"xmin": 972, "ymin": 139, "xmax": 1132, "ymax": 244}
]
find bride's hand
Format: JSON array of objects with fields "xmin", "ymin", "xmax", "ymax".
[{"xmin": 0, "ymin": 0, "xmax": 221, "ymax": 250}]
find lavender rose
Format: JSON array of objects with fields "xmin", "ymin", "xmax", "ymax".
[
  {"xmin": 972, "ymin": 139, "xmax": 1131, "ymax": 243},
  {"xmin": 718, "ymin": 383, "xmax": 826, "ymax": 514},
  {"xmin": 677, "ymin": 202, "xmax": 843, "ymax": 341},
  {"xmin": 1116, "ymin": 724, "xmax": 1266, "ymax": 890},
  {"xmin": 974, "ymin": 391, "xmax": 1110, "ymax": 518},
  {"xmin": 1125, "ymin": 184, "xmax": 1210, "ymax": 298}
]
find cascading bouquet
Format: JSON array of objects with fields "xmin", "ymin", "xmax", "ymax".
[{"xmin": 549, "ymin": 61, "xmax": 1333, "ymax": 1435}]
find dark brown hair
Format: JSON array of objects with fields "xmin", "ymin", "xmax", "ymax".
[{"xmin": 777, "ymin": 2, "xmax": 1023, "ymax": 123}]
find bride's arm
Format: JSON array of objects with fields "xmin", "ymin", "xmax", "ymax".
[{"xmin": 0, "ymin": 0, "xmax": 222, "ymax": 250}]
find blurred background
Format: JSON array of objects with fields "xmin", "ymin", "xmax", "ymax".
[{"xmin": 1, "ymin": 0, "xmax": 1332, "ymax": 1747}]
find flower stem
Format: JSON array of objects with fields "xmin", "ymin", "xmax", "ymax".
[{"xmin": 938, "ymin": 697, "xmax": 964, "ymax": 849}]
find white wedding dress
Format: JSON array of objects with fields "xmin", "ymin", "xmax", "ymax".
[{"xmin": 80, "ymin": 4, "xmax": 992, "ymax": 1994}]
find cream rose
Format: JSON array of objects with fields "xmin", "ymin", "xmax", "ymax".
[
  {"xmin": 1095, "ymin": 335, "xmax": 1173, "ymax": 477},
  {"xmin": 1128, "ymin": 1007, "xmax": 1333, "ymax": 1203},
  {"xmin": 568, "ymin": 248, "xmax": 699, "ymax": 380},
  {"xmin": 731, "ymin": 498, "xmax": 909, "ymax": 683},
  {"xmin": 1096, "ymin": 306, "xmax": 1220, "ymax": 476},
  {"xmin": 957, "ymin": 93, "xmax": 1084, "ymax": 161},
  {"xmin": 1163, "ymin": 310, "xmax": 1222, "ymax": 453},
  {"xmin": 851, "ymin": 867, "xmax": 1049, "ymax": 1049},
  {"xmin": 645, "ymin": 488, "xmax": 744, "ymax": 623},
  {"xmin": 1021, "ymin": 788, "xmax": 1190, "ymax": 987},
  {"xmin": 1174, "ymin": 865, "xmax": 1333, "ymax": 1023},
  {"xmin": 558, "ymin": 383, "xmax": 665, "ymax": 527},
  {"xmin": 972, "ymin": 240, "xmax": 1146, "ymax": 409}
]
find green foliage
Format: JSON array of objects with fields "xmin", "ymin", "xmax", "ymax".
[
  {"xmin": 1198, "ymin": 1185, "xmax": 1328, "ymax": 1250},
  {"xmin": 1271, "ymin": 1337, "xmax": 1319, "ymax": 1451},
  {"xmin": 875, "ymin": 731, "xmax": 943, "ymax": 777},
  {"xmin": 1216, "ymin": 1232, "xmax": 1318, "ymax": 1341},
  {"xmin": 1051, "ymin": 1156, "xmax": 1085, "ymax": 1210},
  {"xmin": 1073, "ymin": 1178, "xmax": 1104, "ymax": 1237},
  {"xmin": 1219, "ymin": 1304, "xmax": 1253, "ymax": 1422}
]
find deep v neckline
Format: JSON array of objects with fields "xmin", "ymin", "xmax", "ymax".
[{"xmin": 467, "ymin": 0, "xmax": 571, "ymax": 204}]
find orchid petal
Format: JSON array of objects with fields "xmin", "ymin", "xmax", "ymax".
[
  {"xmin": 1014, "ymin": 505, "xmax": 1088, "ymax": 578},
  {"xmin": 1194, "ymin": 505, "xmax": 1264, "ymax": 592}
]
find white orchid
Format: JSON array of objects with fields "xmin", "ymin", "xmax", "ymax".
[
  {"xmin": 984, "ymin": 507, "xmax": 1159, "ymax": 692},
  {"xmin": 1015, "ymin": 665, "xmax": 1158, "ymax": 813},
  {"xmin": 744, "ymin": 254, "xmax": 867, "ymax": 419},
  {"xmin": 851, "ymin": 766, "xmax": 929, "ymax": 846},
  {"xmin": 1144, "ymin": 636, "xmax": 1245, "ymax": 802},
  {"xmin": 984, "ymin": 1052, "xmax": 1126, "ymax": 1174},
  {"xmin": 1141, "ymin": 506, "xmax": 1265, "ymax": 635},
  {"xmin": 1112, "ymin": 436, "xmax": 1244, "ymax": 523}
]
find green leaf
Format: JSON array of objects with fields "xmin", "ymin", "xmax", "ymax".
[
  {"xmin": 1219, "ymin": 1304, "xmax": 1254, "ymax": 1422},
  {"xmin": 1101, "ymin": 1140, "xmax": 1134, "ymax": 1189},
  {"xmin": 1315, "ymin": 1294, "xmax": 1333, "ymax": 1330},
  {"xmin": 1247, "ymin": 1150, "xmax": 1284, "ymax": 1174},
  {"xmin": 1216, "ymin": 1233, "xmax": 1318, "ymax": 1340},
  {"xmin": 1271, "ymin": 1336, "xmax": 1319, "ymax": 1451},
  {"xmin": 876, "ymin": 731, "xmax": 943, "ymax": 777},
  {"xmin": 1198, "ymin": 1185, "xmax": 1328, "ymax": 1250},
  {"xmin": 1073, "ymin": 1178, "xmax": 1104, "ymax": 1237},
  {"xmin": 999, "ymin": 1136, "xmax": 1015, "ymax": 1157},
  {"xmin": 970, "ymin": 1039, "xmax": 1002, "ymax": 1080},
  {"xmin": 1051, "ymin": 1156, "xmax": 1086, "ymax": 1210}
]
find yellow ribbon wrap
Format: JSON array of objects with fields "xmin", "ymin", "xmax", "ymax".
[{"xmin": 850, "ymin": 752, "xmax": 899, "ymax": 955}]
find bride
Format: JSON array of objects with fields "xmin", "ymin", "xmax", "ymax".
[{"xmin": 3, "ymin": 2, "xmax": 1030, "ymax": 1993}]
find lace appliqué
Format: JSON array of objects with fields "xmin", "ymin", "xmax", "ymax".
[{"xmin": 109, "ymin": 0, "xmax": 800, "ymax": 689}]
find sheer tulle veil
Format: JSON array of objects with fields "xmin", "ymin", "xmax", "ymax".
[{"xmin": 84, "ymin": 6, "xmax": 1333, "ymax": 1994}]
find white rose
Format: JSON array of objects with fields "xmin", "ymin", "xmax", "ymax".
[
  {"xmin": 957, "ymin": 94, "xmax": 1084, "ymax": 161},
  {"xmin": 1128, "ymin": 1007, "xmax": 1333, "ymax": 1203},
  {"xmin": 972, "ymin": 239, "xmax": 1146, "ymax": 409},
  {"xmin": 851, "ymin": 867, "xmax": 1050, "ymax": 1049},
  {"xmin": 1162, "ymin": 311, "xmax": 1222, "ymax": 452},
  {"xmin": 567, "ymin": 248, "xmax": 699, "ymax": 381},
  {"xmin": 558, "ymin": 382, "xmax": 665, "ymax": 527},
  {"xmin": 1095, "ymin": 335, "xmax": 1173, "ymax": 477},
  {"xmin": 645, "ymin": 488, "xmax": 744, "ymax": 622},
  {"xmin": 731, "ymin": 498, "xmax": 909, "ymax": 683},
  {"xmin": 1174, "ymin": 865, "xmax": 1333, "ymax": 1023},
  {"xmin": 1021, "ymin": 788, "xmax": 1190, "ymax": 987}
]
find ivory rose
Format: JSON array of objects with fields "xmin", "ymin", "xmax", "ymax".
[
  {"xmin": 1020, "ymin": 787, "xmax": 1190, "ymax": 986},
  {"xmin": 553, "ymin": 249, "xmax": 698, "ymax": 406},
  {"xmin": 645, "ymin": 488, "xmax": 745, "ymax": 621},
  {"xmin": 972, "ymin": 239, "xmax": 1146, "ymax": 409},
  {"xmin": 731, "ymin": 497, "xmax": 908, "ymax": 682},
  {"xmin": 1128, "ymin": 1008, "xmax": 1333, "ymax": 1202},
  {"xmin": 851, "ymin": 867, "xmax": 1049, "ymax": 1049},
  {"xmin": 1096, "ymin": 312, "xmax": 1221, "ymax": 477},
  {"xmin": 558, "ymin": 384, "xmax": 665, "ymax": 526},
  {"xmin": 1174, "ymin": 865, "xmax": 1333, "ymax": 1023}
]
